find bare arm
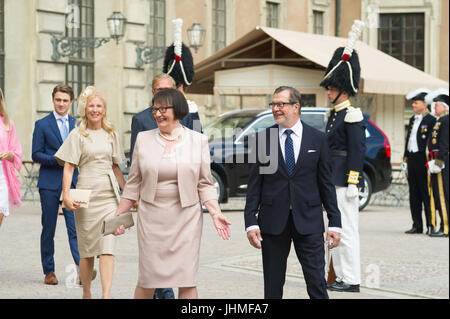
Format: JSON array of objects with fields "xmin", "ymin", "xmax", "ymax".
[
  {"xmin": 62, "ymin": 162, "xmax": 80, "ymax": 211},
  {"xmin": 112, "ymin": 163, "xmax": 125, "ymax": 190}
]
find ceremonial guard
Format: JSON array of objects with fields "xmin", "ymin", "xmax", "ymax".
[
  {"xmin": 320, "ymin": 20, "xmax": 366, "ymax": 293},
  {"xmin": 163, "ymin": 18, "xmax": 202, "ymax": 133},
  {"xmin": 425, "ymin": 89, "xmax": 449, "ymax": 237},
  {"xmin": 403, "ymin": 88, "xmax": 436, "ymax": 235}
]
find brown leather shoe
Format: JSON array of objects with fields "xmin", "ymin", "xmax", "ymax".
[{"xmin": 44, "ymin": 272, "xmax": 58, "ymax": 285}]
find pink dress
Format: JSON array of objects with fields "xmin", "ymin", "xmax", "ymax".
[{"xmin": 0, "ymin": 116, "xmax": 22, "ymax": 216}]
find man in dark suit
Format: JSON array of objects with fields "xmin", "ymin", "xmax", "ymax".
[
  {"xmin": 32, "ymin": 85, "xmax": 80, "ymax": 285},
  {"xmin": 403, "ymin": 88, "xmax": 436, "ymax": 235},
  {"xmin": 244, "ymin": 86, "xmax": 341, "ymax": 299},
  {"xmin": 426, "ymin": 89, "xmax": 449, "ymax": 237}
]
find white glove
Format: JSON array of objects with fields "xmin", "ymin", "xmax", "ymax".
[
  {"xmin": 401, "ymin": 162, "xmax": 407, "ymax": 172},
  {"xmin": 428, "ymin": 160, "xmax": 442, "ymax": 174},
  {"xmin": 346, "ymin": 184, "xmax": 359, "ymax": 200}
]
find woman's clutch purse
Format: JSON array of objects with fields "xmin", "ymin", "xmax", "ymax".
[
  {"xmin": 102, "ymin": 212, "xmax": 135, "ymax": 236},
  {"xmin": 61, "ymin": 189, "xmax": 92, "ymax": 209}
]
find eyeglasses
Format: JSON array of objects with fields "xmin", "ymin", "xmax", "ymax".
[
  {"xmin": 269, "ymin": 102, "xmax": 297, "ymax": 109},
  {"xmin": 150, "ymin": 106, "xmax": 174, "ymax": 114},
  {"xmin": 153, "ymin": 87, "xmax": 173, "ymax": 93}
]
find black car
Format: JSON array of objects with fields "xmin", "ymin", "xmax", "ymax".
[{"xmin": 204, "ymin": 107, "xmax": 392, "ymax": 210}]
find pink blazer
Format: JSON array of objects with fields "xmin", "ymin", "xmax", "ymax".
[
  {"xmin": 0, "ymin": 116, "xmax": 22, "ymax": 208},
  {"xmin": 122, "ymin": 128, "xmax": 217, "ymax": 208}
]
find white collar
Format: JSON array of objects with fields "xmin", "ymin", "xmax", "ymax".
[
  {"xmin": 53, "ymin": 111, "xmax": 69, "ymax": 121},
  {"xmin": 279, "ymin": 119, "xmax": 302, "ymax": 138}
]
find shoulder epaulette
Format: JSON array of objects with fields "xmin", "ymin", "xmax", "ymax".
[
  {"xmin": 187, "ymin": 100, "xmax": 198, "ymax": 113},
  {"xmin": 344, "ymin": 106, "xmax": 364, "ymax": 123}
]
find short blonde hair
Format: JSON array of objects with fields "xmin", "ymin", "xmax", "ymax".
[
  {"xmin": 78, "ymin": 88, "xmax": 116, "ymax": 138},
  {"xmin": 151, "ymin": 73, "xmax": 176, "ymax": 90}
]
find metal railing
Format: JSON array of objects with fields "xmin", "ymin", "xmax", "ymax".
[
  {"xmin": 369, "ymin": 168, "xmax": 409, "ymax": 207},
  {"xmin": 19, "ymin": 162, "xmax": 411, "ymax": 207},
  {"xmin": 19, "ymin": 161, "xmax": 40, "ymax": 201}
]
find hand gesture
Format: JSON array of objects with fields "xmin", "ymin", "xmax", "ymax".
[
  {"xmin": 63, "ymin": 197, "xmax": 80, "ymax": 211},
  {"xmin": 0, "ymin": 150, "xmax": 13, "ymax": 162},
  {"xmin": 247, "ymin": 229, "xmax": 263, "ymax": 249},
  {"xmin": 212, "ymin": 214, "xmax": 231, "ymax": 240},
  {"xmin": 346, "ymin": 184, "xmax": 359, "ymax": 200},
  {"xmin": 326, "ymin": 231, "xmax": 340, "ymax": 249}
]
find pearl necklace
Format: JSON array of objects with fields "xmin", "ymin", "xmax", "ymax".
[{"xmin": 158, "ymin": 127, "xmax": 182, "ymax": 141}]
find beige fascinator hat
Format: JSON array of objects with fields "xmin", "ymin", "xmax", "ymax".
[{"xmin": 77, "ymin": 86, "xmax": 96, "ymax": 118}]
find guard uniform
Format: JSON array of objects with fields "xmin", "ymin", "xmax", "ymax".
[
  {"xmin": 404, "ymin": 89, "xmax": 436, "ymax": 234},
  {"xmin": 163, "ymin": 18, "xmax": 202, "ymax": 133},
  {"xmin": 320, "ymin": 20, "xmax": 366, "ymax": 291},
  {"xmin": 326, "ymin": 100, "xmax": 366, "ymax": 189},
  {"xmin": 425, "ymin": 89, "xmax": 449, "ymax": 237}
]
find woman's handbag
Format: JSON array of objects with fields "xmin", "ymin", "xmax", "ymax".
[
  {"xmin": 61, "ymin": 189, "xmax": 92, "ymax": 208},
  {"xmin": 102, "ymin": 212, "xmax": 134, "ymax": 236}
]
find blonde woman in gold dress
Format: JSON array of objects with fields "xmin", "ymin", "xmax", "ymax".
[{"xmin": 55, "ymin": 87, "xmax": 125, "ymax": 299}]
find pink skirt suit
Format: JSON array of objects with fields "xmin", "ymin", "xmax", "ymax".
[{"xmin": 122, "ymin": 127, "xmax": 217, "ymax": 288}]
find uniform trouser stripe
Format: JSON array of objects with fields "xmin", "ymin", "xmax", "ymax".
[
  {"xmin": 437, "ymin": 172, "xmax": 449, "ymax": 235},
  {"xmin": 428, "ymin": 171, "xmax": 436, "ymax": 231}
]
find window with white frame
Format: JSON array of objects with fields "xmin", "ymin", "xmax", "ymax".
[
  {"xmin": 378, "ymin": 13, "xmax": 425, "ymax": 71},
  {"xmin": 266, "ymin": 2, "xmax": 279, "ymax": 28},
  {"xmin": 313, "ymin": 10, "xmax": 324, "ymax": 35},
  {"xmin": 212, "ymin": 0, "xmax": 226, "ymax": 53},
  {"xmin": 65, "ymin": 0, "xmax": 95, "ymax": 115},
  {"xmin": 148, "ymin": 0, "xmax": 166, "ymax": 81}
]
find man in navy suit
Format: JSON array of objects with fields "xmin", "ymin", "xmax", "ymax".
[
  {"xmin": 244, "ymin": 86, "xmax": 341, "ymax": 299},
  {"xmin": 32, "ymin": 85, "xmax": 80, "ymax": 285}
]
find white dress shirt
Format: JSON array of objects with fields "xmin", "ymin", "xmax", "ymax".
[
  {"xmin": 246, "ymin": 119, "xmax": 341, "ymax": 234},
  {"xmin": 279, "ymin": 119, "xmax": 302, "ymax": 163},
  {"xmin": 407, "ymin": 114, "xmax": 422, "ymax": 153}
]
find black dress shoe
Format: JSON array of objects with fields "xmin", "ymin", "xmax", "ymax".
[
  {"xmin": 429, "ymin": 230, "xmax": 446, "ymax": 237},
  {"xmin": 405, "ymin": 227, "xmax": 422, "ymax": 234},
  {"xmin": 327, "ymin": 281, "xmax": 360, "ymax": 292}
]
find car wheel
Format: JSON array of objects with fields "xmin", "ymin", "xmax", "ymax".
[
  {"xmin": 359, "ymin": 172, "xmax": 372, "ymax": 211},
  {"xmin": 211, "ymin": 170, "xmax": 225, "ymax": 203}
]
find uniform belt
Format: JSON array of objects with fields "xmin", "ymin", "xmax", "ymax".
[{"xmin": 331, "ymin": 150, "xmax": 348, "ymax": 157}]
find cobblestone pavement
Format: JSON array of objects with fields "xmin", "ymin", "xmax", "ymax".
[{"xmin": 0, "ymin": 200, "xmax": 448, "ymax": 299}]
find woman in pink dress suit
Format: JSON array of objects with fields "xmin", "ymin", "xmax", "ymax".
[
  {"xmin": 114, "ymin": 88, "xmax": 231, "ymax": 299},
  {"xmin": 0, "ymin": 88, "xmax": 22, "ymax": 227}
]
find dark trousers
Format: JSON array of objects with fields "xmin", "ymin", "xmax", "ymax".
[
  {"xmin": 154, "ymin": 288, "xmax": 175, "ymax": 299},
  {"xmin": 407, "ymin": 152, "xmax": 431, "ymax": 231},
  {"xmin": 430, "ymin": 164, "xmax": 449, "ymax": 233},
  {"xmin": 261, "ymin": 214, "xmax": 328, "ymax": 299},
  {"xmin": 39, "ymin": 189, "xmax": 80, "ymax": 275}
]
